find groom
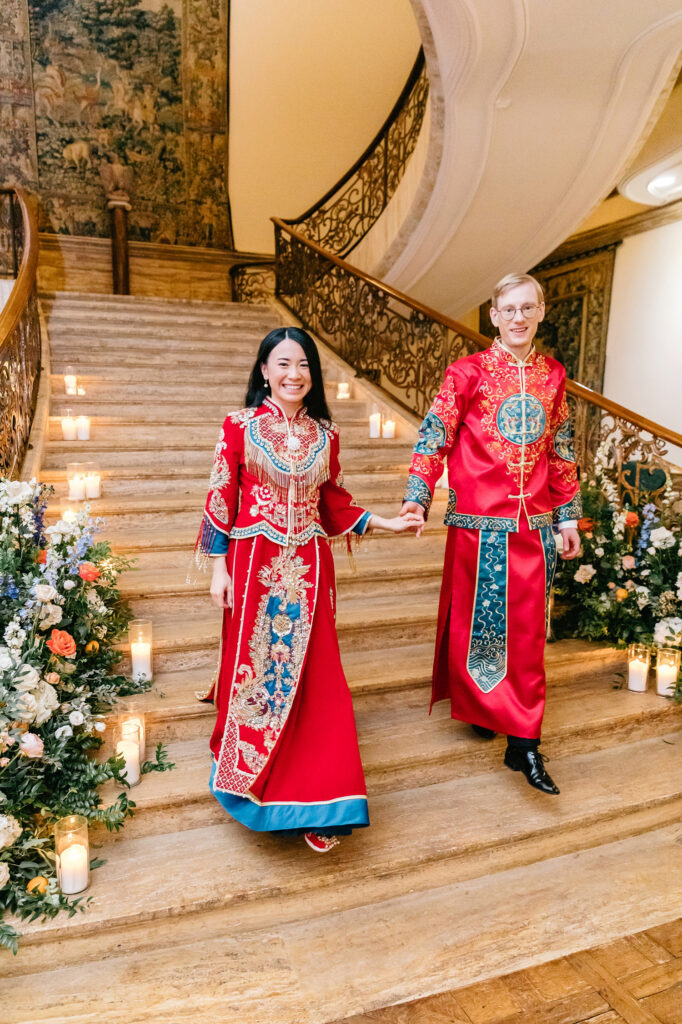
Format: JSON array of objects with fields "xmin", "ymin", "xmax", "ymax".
[{"xmin": 401, "ymin": 273, "xmax": 581, "ymax": 794}]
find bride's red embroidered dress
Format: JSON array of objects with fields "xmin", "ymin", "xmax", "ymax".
[{"xmin": 194, "ymin": 397, "xmax": 370, "ymax": 833}]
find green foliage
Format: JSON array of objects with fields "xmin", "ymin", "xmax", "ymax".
[{"xmin": 0, "ymin": 482, "xmax": 173, "ymax": 952}]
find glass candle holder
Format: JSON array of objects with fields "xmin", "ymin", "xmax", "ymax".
[
  {"xmin": 66, "ymin": 462, "xmax": 88, "ymax": 500},
  {"xmin": 114, "ymin": 719, "xmax": 142, "ymax": 786},
  {"xmin": 64, "ymin": 367, "xmax": 77, "ymax": 395},
  {"xmin": 82, "ymin": 461, "xmax": 101, "ymax": 499},
  {"xmin": 627, "ymin": 643, "xmax": 650, "ymax": 692},
  {"xmin": 336, "ymin": 380, "xmax": 350, "ymax": 400},
  {"xmin": 76, "ymin": 415, "xmax": 91, "ymax": 440},
  {"xmin": 656, "ymin": 646, "xmax": 680, "ymax": 697},
  {"xmin": 368, "ymin": 406, "xmax": 381, "ymax": 438},
  {"xmin": 129, "ymin": 619, "xmax": 153, "ymax": 682},
  {"xmin": 61, "ymin": 409, "xmax": 77, "ymax": 440},
  {"xmin": 119, "ymin": 701, "xmax": 147, "ymax": 762},
  {"xmin": 55, "ymin": 815, "xmax": 90, "ymax": 895}
]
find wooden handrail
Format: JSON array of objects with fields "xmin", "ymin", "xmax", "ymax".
[
  {"xmin": 0, "ymin": 187, "xmax": 39, "ymax": 349},
  {"xmin": 273, "ymin": 217, "xmax": 682, "ymax": 450}
]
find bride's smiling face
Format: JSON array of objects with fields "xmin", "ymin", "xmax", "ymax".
[{"xmin": 262, "ymin": 338, "xmax": 312, "ymax": 413}]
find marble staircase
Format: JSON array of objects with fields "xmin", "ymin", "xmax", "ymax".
[{"xmin": 7, "ymin": 291, "xmax": 682, "ymax": 1024}]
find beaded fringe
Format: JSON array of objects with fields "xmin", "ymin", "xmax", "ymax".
[
  {"xmin": 186, "ymin": 516, "xmax": 219, "ymax": 585},
  {"xmin": 244, "ymin": 432, "xmax": 332, "ymax": 541}
]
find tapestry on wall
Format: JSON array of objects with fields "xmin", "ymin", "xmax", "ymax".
[
  {"xmin": 479, "ymin": 244, "xmax": 620, "ymax": 393},
  {"xmin": 0, "ymin": 0, "xmax": 232, "ymax": 248}
]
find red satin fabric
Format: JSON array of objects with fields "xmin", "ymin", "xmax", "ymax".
[
  {"xmin": 210, "ymin": 534, "xmax": 367, "ymax": 807},
  {"xmin": 432, "ymin": 517, "xmax": 549, "ymax": 738}
]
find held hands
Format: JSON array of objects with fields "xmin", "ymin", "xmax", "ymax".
[
  {"xmin": 399, "ymin": 500, "xmax": 426, "ymax": 538},
  {"xmin": 369, "ymin": 511, "xmax": 424, "ymax": 535},
  {"xmin": 559, "ymin": 527, "xmax": 580, "ymax": 560},
  {"xmin": 210, "ymin": 556, "xmax": 233, "ymax": 609}
]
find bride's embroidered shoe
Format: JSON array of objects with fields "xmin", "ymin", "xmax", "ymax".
[{"xmin": 304, "ymin": 832, "xmax": 340, "ymax": 853}]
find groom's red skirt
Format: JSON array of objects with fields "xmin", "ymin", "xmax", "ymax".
[{"xmin": 431, "ymin": 517, "xmax": 556, "ymax": 738}]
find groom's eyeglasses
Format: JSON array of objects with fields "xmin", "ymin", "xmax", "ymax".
[{"xmin": 497, "ymin": 304, "xmax": 542, "ymax": 320}]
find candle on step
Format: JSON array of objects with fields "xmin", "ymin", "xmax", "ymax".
[
  {"xmin": 129, "ymin": 619, "xmax": 153, "ymax": 682},
  {"xmin": 116, "ymin": 735, "xmax": 141, "ymax": 787},
  {"xmin": 66, "ymin": 463, "xmax": 86, "ymax": 501},
  {"xmin": 76, "ymin": 415, "xmax": 90, "ymax": 440},
  {"xmin": 336, "ymin": 381, "xmax": 350, "ymax": 400},
  {"xmin": 61, "ymin": 411, "xmax": 77, "ymax": 440},
  {"xmin": 64, "ymin": 367, "xmax": 77, "ymax": 395},
  {"xmin": 77, "ymin": 386, "xmax": 86, "ymax": 396},
  {"xmin": 55, "ymin": 815, "xmax": 90, "ymax": 895},
  {"xmin": 656, "ymin": 646, "xmax": 680, "ymax": 697},
  {"xmin": 369, "ymin": 406, "xmax": 381, "ymax": 438},
  {"xmin": 382, "ymin": 418, "xmax": 396, "ymax": 439},
  {"xmin": 120, "ymin": 705, "xmax": 147, "ymax": 761},
  {"xmin": 84, "ymin": 470, "xmax": 101, "ymax": 499},
  {"xmin": 627, "ymin": 643, "xmax": 650, "ymax": 692}
]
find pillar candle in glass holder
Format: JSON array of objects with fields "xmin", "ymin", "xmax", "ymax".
[
  {"xmin": 656, "ymin": 646, "xmax": 680, "ymax": 697},
  {"xmin": 627, "ymin": 643, "xmax": 650, "ymax": 692},
  {"xmin": 66, "ymin": 463, "xmax": 86, "ymax": 501},
  {"xmin": 336, "ymin": 380, "xmax": 350, "ymax": 400},
  {"xmin": 64, "ymin": 367, "xmax": 77, "ymax": 395},
  {"xmin": 55, "ymin": 815, "xmax": 90, "ymax": 895},
  {"xmin": 76, "ymin": 415, "xmax": 91, "ymax": 440},
  {"xmin": 84, "ymin": 464, "xmax": 101, "ymax": 498},
  {"xmin": 114, "ymin": 720, "xmax": 142, "ymax": 786},
  {"xmin": 61, "ymin": 411, "xmax": 77, "ymax": 440},
  {"xmin": 120, "ymin": 702, "xmax": 147, "ymax": 761},
  {"xmin": 369, "ymin": 406, "xmax": 381, "ymax": 438},
  {"xmin": 382, "ymin": 418, "xmax": 396, "ymax": 439},
  {"xmin": 129, "ymin": 619, "xmax": 153, "ymax": 682}
]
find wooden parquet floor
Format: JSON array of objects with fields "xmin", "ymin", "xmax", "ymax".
[{"xmin": 342, "ymin": 920, "xmax": 682, "ymax": 1024}]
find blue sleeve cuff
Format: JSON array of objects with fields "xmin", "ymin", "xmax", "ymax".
[
  {"xmin": 352, "ymin": 511, "xmax": 372, "ymax": 535},
  {"xmin": 208, "ymin": 528, "xmax": 230, "ymax": 555}
]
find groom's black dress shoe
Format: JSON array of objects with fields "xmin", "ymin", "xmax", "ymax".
[
  {"xmin": 504, "ymin": 746, "xmax": 560, "ymax": 794},
  {"xmin": 471, "ymin": 724, "xmax": 497, "ymax": 740}
]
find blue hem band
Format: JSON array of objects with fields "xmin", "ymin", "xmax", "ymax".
[{"xmin": 209, "ymin": 763, "xmax": 369, "ymax": 833}]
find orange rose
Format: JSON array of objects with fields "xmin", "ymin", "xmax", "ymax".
[
  {"xmin": 577, "ymin": 518, "xmax": 595, "ymax": 532},
  {"xmin": 27, "ymin": 876, "xmax": 48, "ymax": 895},
  {"xmin": 615, "ymin": 588, "xmax": 629, "ymax": 602},
  {"xmin": 78, "ymin": 562, "xmax": 101, "ymax": 582},
  {"xmin": 37, "ymin": 549, "xmax": 47, "ymax": 564},
  {"xmin": 625, "ymin": 511, "xmax": 640, "ymax": 527},
  {"xmin": 46, "ymin": 629, "xmax": 77, "ymax": 659}
]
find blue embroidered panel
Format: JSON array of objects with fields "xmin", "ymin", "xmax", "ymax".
[
  {"xmin": 247, "ymin": 415, "xmax": 328, "ymax": 476},
  {"xmin": 528, "ymin": 511, "xmax": 553, "ymax": 530},
  {"xmin": 553, "ymin": 417, "xmax": 576, "ymax": 462},
  {"xmin": 539, "ymin": 523, "xmax": 557, "ymax": 636},
  {"xmin": 552, "ymin": 492, "xmax": 583, "ymax": 524},
  {"xmin": 352, "ymin": 510, "xmax": 372, "ymax": 535},
  {"xmin": 445, "ymin": 488, "xmax": 457, "ymax": 520},
  {"xmin": 496, "ymin": 392, "xmax": 546, "ymax": 446},
  {"xmin": 414, "ymin": 410, "xmax": 447, "ymax": 455},
  {"xmin": 404, "ymin": 473, "xmax": 432, "ymax": 513},
  {"xmin": 446, "ymin": 511, "xmax": 517, "ymax": 532},
  {"xmin": 467, "ymin": 530, "xmax": 508, "ymax": 693}
]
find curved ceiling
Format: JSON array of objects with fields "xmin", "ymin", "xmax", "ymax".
[{"xmin": 372, "ymin": 0, "xmax": 682, "ymax": 318}]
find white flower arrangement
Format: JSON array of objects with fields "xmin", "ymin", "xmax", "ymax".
[{"xmin": 574, "ymin": 564, "xmax": 597, "ymax": 584}]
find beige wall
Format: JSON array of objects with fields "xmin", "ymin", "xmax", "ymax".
[
  {"xmin": 230, "ymin": 0, "xmax": 420, "ymax": 253},
  {"xmin": 603, "ymin": 218, "xmax": 682, "ymax": 465}
]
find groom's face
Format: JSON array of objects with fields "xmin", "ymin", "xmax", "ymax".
[{"xmin": 490, "ymin": 282, "xmax": 545, "ymax": 353}]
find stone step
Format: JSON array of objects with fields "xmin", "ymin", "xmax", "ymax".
[
  {"xmin": 7, "ymin": 733, "xmax": 682, "ymax": 1005},
  {"xmin": 49, "ymin": 397, "xmax": 371, "ymax": 421},
  {"xmin": 41, "ymin": 290, "xmax": 275, "ymax": 316},
  {"xmin": 107, "ymin": 641, "xmax": 625, "ymax": 748},
  {"xmin": 95, "ymin": 672, "xmax": 669, "ymax": 842}
]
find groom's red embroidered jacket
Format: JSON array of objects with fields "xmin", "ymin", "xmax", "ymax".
[{"xmin": 404, "ymin": 339, "xmax": 582, "ymax": 530}]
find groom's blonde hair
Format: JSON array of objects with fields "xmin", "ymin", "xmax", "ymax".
[{"xmin": 492, "ymin": 273, "xmax": 544, "ymax": 307}]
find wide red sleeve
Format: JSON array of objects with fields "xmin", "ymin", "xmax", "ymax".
[
  {"xmin": 403, "ymin": 362, "xmax": 466, "ymax": 518},
  {"xmin": 193, "ymin": 415, "xmax": 242, "ymax": 566},
  {"xmin": 318, "ymin": 428, "xmax": 370, "ymax": 538},
  {"xmin": 546, "ymin": 371, "xmax": 582, "ymax": 524}
]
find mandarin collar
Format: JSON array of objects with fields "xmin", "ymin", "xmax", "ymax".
[
  {"xmin": 493, "ymin": 337, "xmax": 537, "ymax": 367},
  {"xmin": 263, "ymin": 396, "xmax": 306, "ymax": 422}
]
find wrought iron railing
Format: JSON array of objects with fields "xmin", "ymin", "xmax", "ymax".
[
  {"xmin": 0, "ymin": 187, "xmax": 41, "ymax": 478},
  {"xmin": 273, "ymin": 218, "xmax": 682, "ymax": 492},
  {"xmin": 285, "ymin": 49, "xmax": 428, "ymax": 257}
]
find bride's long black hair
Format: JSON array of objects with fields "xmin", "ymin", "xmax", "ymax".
[{"xmin": 245, "ymin": 327, "xmax": 333, "ymax": 422}]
